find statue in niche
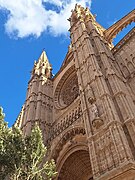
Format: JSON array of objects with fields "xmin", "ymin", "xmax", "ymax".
[
  {"xmin": 91, "ymin": 103, "xmax": 99, "ymax": 120},
  {"xmin": 88, "ymin": 97, "xmax": 104, "ymax": 129},
  {"xmin": 88, "ymin": 96, "xmax": 98, "ymax": 119}
]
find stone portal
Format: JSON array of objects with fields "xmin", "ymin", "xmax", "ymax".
[{"xmin": 58, "ymin": 150, "xmax": 93, "ymax": 180}]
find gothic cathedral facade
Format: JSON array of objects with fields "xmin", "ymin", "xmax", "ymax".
[{"xmin": 15, "ymin": 5, "xmax": 135, "ymax": 180}]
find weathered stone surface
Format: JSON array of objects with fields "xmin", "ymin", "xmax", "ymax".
[{"xmin": 15, "ymin": 5, "xmax": 135, "ymax": 180}]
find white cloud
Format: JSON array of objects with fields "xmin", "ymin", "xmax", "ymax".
[
  {"xmin": 0, "ymin": 0, "xmax": 91, "ymax": 38},
  {"xmin": 43, "ymin": 0, "xmax": 63, "ymax": 7}
]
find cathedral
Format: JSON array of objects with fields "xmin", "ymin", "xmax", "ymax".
[{"xmin": 15, "ymin": 5, "xmax": 135, "ymax": 180}]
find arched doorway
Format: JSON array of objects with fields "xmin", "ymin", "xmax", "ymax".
[{"xmin": 58, "ymin": 150, "xmax": 93, "ymax": 180}]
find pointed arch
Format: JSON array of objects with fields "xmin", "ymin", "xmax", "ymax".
[
  {"xmin": 51, "ymin": 126, "xmax": 86, "ymax": 161},
  {"xmin": 127, "ymin": 61, "xmax": 135, "ymax": 73},
  {"xmin": 122, "ymin": 66, "xmax": 130, "ymax": 78},
  {"xmin": 57, "ymin": 149, "xmax": 93, "ymax": 180}
]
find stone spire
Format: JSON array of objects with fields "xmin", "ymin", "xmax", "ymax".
[
  {"xmin": 16, "ymin": 50, "xmax": 53, "ymax": 143},
  {"xmin": 32, "ymin": 50, "xmax": 52, "ymax": 78}
]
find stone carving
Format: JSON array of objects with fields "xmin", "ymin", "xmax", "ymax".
[
  {"xmin": 61, "ymin": 74, "xmax": 79, "ymax": 106},
  {"xmin": 91, "ymin": 103, "xmax": 99, "ymax": 119},
  {"xmin": 89, "ymin": 100, "xmax": 104, "ymax": 129},
  {"xmin": 0, "ymin": 107, "xmax": 5, "ymax": 120},
  {"xmin": 88, "ymin": 96, "xmax": 95, "ymax": 104},
  {"xmin": 48, "ymin": 104, "xmax": 82, "ymax": 142},
  {"xmin": 92, "ymin": 118, "xmax": 104, "ymax": 129}
]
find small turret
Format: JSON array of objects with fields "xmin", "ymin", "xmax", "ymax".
[{"xmin": 16, "ymin": 50, "xmax": 53, "ymax": 143}]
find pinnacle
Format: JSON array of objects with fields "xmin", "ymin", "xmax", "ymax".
[
  {"xmin": 70, "ymin": 4, "xmax": 95, "ymax": 24},
  {"xmin": 35, "ymin": 50, "xmax": 52, "ymax": 68},
  {"xmin": 31, "ymin": 50, "xmax": 52, "ymax": 77},
  {"xmin": 39, "ymin": 50, "xmax": 49, "ymax": 64},
  {"xmin": 0, "ymin": 107, "xmax": 5, "ymax": 120}
]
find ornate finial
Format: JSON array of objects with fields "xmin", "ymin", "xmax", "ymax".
[
  {"xmin": 94, "ymin": 14, "xmax": 97, "ymax": 18},
  {"xmin": 85, "ymin": 7, "xmax": 95, "ymax": 21},
  {"xmin": 68, "ymin": 44, "xmax": 72, "ymax": 50},
  {"xmin": 69, "ymin": 4, "xmax": 96, "ymax": 26},
  {"xmin": 0, "ymin": 107, "xmax": 5, "ymax": 120},
  {"xmin": 34, "ymin": 60, "xmax": 37, "ymax": 66},
  {"xmin": 75, "ymin": 3, "xmax": 78, "ymax": 10}
]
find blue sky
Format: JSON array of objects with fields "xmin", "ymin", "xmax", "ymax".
[{"xmin": 0, "ymin": 0, "xmax": 134, "ymax": 127}]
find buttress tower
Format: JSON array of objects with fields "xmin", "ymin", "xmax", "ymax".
[
  {"xmin": 67, "ymin": 4, "xmax": 135, "ymax": 179},
  {"xmin": 16, "ymin": 51, "xmax": 53, "ymax": 143}
]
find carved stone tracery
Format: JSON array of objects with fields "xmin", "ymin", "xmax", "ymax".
[
  {"xmin": 54, "ymin": 66, "xmax": 79, "ymax": 109},
  {"xmin": 61, "ymin": 74, "xmax": 79, "ymax": 106},
  {"xmin": 48, "ymin": 103, "xmax": 82, "ymax": 142},
  {"xmin": 51, "ymin": 127, "xmax": 86, "ymax": 161}
]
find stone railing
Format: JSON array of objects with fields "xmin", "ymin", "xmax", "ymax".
[{"xmin": 48, "ymin": 104, "xmax": 82, "ymax": 142}]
